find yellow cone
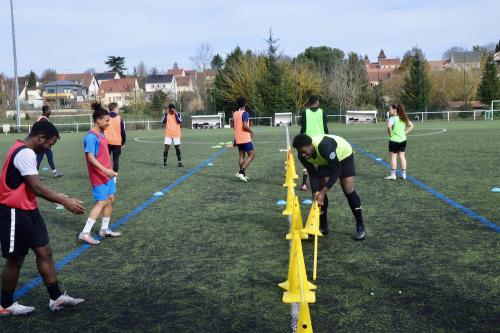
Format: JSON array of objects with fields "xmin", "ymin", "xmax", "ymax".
[
  {"xmin": 282, "ymin": 187, "xmax": 295, "ymax": 216},
  {"xmin": 303, "ymin": 202, "xmax": 323, "ymax": 237},
  {"xmin": 297, "ymin": 302, "xmax": 313, "ymax": 333},
  {"xmin": 279, "ymin": 231, "xmax": 316, "ymax": 303},
  {"xmin": 286, "ymin": 196, "xmax": 308, "ymax": 240}
]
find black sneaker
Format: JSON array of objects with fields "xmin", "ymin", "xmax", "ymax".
[
  {"xmin": 355, "ymin": 226, "xmax": 366, "ymax": 241},
  {"xmin": 163, "ymin": 163, "xmax": 167, "ymax": 169},
  {"xmin": 178, "ymin": 162, "xmax": 184, "ymax": 167},
  {"xmin": 319, "ymin": 227, "xmax": 329, "ymax": 235}
]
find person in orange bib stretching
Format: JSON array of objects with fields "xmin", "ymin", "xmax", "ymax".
[
  {"xmin": 104, "ymin": 103, "xmax": 126, "ymax": 183},
  {"xmin": 162, "ymin": 104, "xmax": 183, "ymax": 168},
  {"xmin": 233, "ymin": 97, "xmax": 255, "ymax": 182}
]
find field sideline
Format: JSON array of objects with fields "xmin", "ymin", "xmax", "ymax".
[{"xmin": 0, "ymin": 121, "xmax": 498, "ymax": 332}]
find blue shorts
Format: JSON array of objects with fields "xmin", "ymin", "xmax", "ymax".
[
  {"xmin": 92, "ymin": 179, "xmax": 116, "ymax": 201},
  {"xmin": 237, "ymin": 142, "xmax": 254, "ymax": 152}
]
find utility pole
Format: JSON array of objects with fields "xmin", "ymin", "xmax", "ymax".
[{"xmin": 9, "ymin": 0, "xmax": 21, "ymax": 132}]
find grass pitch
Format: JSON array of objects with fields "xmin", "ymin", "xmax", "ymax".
[{"xmin": 0, "ymin": 121, "xmax": 498, "ymax": 332}]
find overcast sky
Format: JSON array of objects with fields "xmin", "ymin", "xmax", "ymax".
[{"xmin": 1, "ymin": 0, "xmax": 498, "ymax": 76}]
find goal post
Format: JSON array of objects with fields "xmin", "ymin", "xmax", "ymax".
[
  {"xmin": 191, "ymin": 115, "xmax": 222, "ymax": 129},
  {"xmin": 486, "ymin": 100, "xmax": 500, "ymax": 120}
]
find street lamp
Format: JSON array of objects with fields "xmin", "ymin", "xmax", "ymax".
[{"xmin": 9, "ymin": 0, "xmax": 21, "ymax": 132}]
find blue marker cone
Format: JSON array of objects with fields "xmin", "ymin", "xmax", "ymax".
[
  {"xmin": 375, "ymin": 158, "xmax": 382, "ymax": 161},
  {"xmin": 276, "ymin": 200, "xmax": 287, "ymax": 206},
  {"xmin": 207, "ymin": 163, "xmax": 214, "ymax": 166},
  {"xmin": 42, "ymin": 167, "xmax": 49, "ymax": 171},
  {"xmin": 491, "ymin": 187, "xmax": 500, "ymax": 193},
  {"xmin": 153, "ymin": 191, "xmax": 164, "ymax": 196},
  {"xmin": 303, "ymin": 199, "xmax": 313, "ymax": 205}
]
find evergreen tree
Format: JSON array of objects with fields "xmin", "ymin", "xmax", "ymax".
[
  {"xmin": 401, "ymin": 48, "xmax": 431, "ymax": 112},
  {"xmin": 105, "ymin": 56, "xmax": 127, "ymax": 76},
  {"xmin": 211, "ymin": 54, "xmax": 224, "ymax": 70},
  {"xmin": 26, "ymin": 70, "xmax": 37, "ymax": 89},
  {"xmin": 477, "ymin": 54, "xmax": 500, "ymax": 105}
]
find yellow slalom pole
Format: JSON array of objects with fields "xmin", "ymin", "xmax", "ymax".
[
  {"xmin": 313, "ymin": 234, "xmax": 318, "ymax": 281},
  {"xmin": 297, "ymin": 253, "xmax": 306, "ymax": 305}
]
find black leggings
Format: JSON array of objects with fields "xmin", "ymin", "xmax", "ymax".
[{"xmin": 108, "ymin": 145, "xmax": 122, "ymax": 172}]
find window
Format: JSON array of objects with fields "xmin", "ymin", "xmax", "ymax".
[{"xmin": 47, "ymin": 88, "xmax": 55, "ymax": 94}]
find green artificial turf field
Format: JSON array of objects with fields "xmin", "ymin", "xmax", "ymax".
[{"xmin": 0, "ymin": 120, "xmax": 498, "ymax": 332}]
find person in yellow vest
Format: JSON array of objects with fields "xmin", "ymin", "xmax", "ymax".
[
  {"xmin": 292, "ymin": 133, "xmax": 366, "ymax": 240},
  {"xmin": 162, "ymin": 104, "xmax": 183, "ymax": 168},
  {"xmin": 233, "ymin": 97, "xmax": 255, "ymax": 182},
  {"xmin": 104, "ymin": 103, "xmax": 126, "ymax": 183},
  {"xmin": 385, "ymin": 103, "xmax": 414, "ymax": 180},
  {"xmin": 299, "ymin": 95, "xmax": 329, "ymax": 191}
]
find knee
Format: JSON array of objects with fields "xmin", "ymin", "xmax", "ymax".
[
  {"xmin": 36, "ymin": 246, "xmax": 53, "ymax": 260},
  {"xmin": 107, "ymin": 196, "xmax": 115, "ymax": 206}
]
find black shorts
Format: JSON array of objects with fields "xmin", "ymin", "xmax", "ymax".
[
  {"xmin": 0, "ymin": 205, "xmax": 49, "ymax": 258},
  {"xmin": 317, "ymin": 154, "xmax": 356, "ymax": 179},
  {"xmin": 389, "ymin": 140, "xmax": 407, "ymax": 153}
]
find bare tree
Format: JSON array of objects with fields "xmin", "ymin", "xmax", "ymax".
[
  {"xmin": 190, "ymin": 43, "xmax": 213, "ymax": 71},
  {"xmin": 442, "ymin": 46, "xmax": 467, "ymax": 60},
  {"xmin": 40, "ymin": 68, "xmax": 57, "ymax": 83}
]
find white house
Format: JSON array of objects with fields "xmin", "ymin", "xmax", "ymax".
[
  {"xmin": 145, "ymin": 74, "xmax": 177, "ymax": 100},
  {"xmin": 448, "ymin": 51, "xmax": 481, "ymax": 71},
  {"xmin": 95, "ymin": 72, "xmax": 120, "ymax": 86},
  {"xmin": 98, "ymin": 78, "xmax": 141, "ymax": 108}
]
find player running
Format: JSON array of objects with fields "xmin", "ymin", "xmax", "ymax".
[
  {"xmin": 36, "ymin": 105, "xmax": 63, "ymax": 178},
  {"xmin": 233, "ymin": 97, "xmax": 255, "ymax": 181}
]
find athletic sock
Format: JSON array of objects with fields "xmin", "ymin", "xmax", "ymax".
[
  {"xmin": 45, "ymin": 282, "xmax": 62, "ymax": 301},
  {"xmin": 390, "ymin": 169, "xmax": 396, "ymax": 177},
  {"xmin": 1, "ymin": 289, "xmax": 14, "ymax": 308},
  {"xmin": 302, "ymin": 174, "xmax": 308, "ymax": 186},
  {"xmin": 345, "ymin": 191, "xmax": 364, "ymax": 229},
  {"xmin": 101, "ymin": 217, "xmax": 110, "ymax": 231},
  {"xmin": 239, "ymin": 167, "xmax": 246, "ymax": 176},
  {"xmin": 163, "ymin": 151, "xmax": 168, "ymax": 165},
  {"xmin": 175, "ymin": 147, "xmax": 181, "ymax": 162},
  {"xmin": 82, "ymin": 218, "xmax": 96, "ymax": 234}
]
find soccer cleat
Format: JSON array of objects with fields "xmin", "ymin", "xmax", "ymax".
[
  {"xmin": 178, "ymin": 161, "xmax": 184, "ymax": 167},
  {"xmin": 236, "ymin": 173, "xmax": 248, "ymax": 182},
  {"xmin": 49, "ymin": 292, "xmax": 85, "ymax": 312},
  {"xmin": 78, "ymin": 232, "xmax": 100, "ymax": 245},
  {"xmin": 400, "ymin": 174, "xmax": 407, "ymax": 180},
  {"xmin": 99, "ymin": 229, "xmax": 121, "ymax": 237},
  {"xmin": 355, "ymin": 226, "xmax": 366, "ymax": 240},
  {"xmin": 319, "ymin": 227, "xmax": 330, "ymax": 235},
  {"xmin": 52, "ymin": 171, "xmax": 64, "ymax": 178},
  {"xmin": 0, "ymin": 302, "xmax": 35, "ymax": 316},
  {"xmin": 163, "ymin": 163, "xmax": 167, "ymax": 169},
  {"xmin": 384, "ymin": 175, "xmax": 396, "ymax": 180},
  {"xmin": 300, "ymin": 184, "xmax": 307, "ymax": 191}
]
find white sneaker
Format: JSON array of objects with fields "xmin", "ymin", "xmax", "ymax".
[
  {"xmin": 78, "ymin": 232, "xmax": 100, "ymax": 245},
  {"xmin": 400, "ymin": 174, "xmax": 407, "ymax": 180},
  {"xmin": 384, "ymin": 175, "xmax": 396, "ymax": 180},
  {"xmin": 236, "ymin": 173, "xmax": 248, "ymax": 182},
  {"xmin": 0, "ymin": 302, "xmax": 35, "ymax": 316},
  {"xmin": 49, "ymin": 292, "xmax": 85, "ymax": 312},
  {"xmin": 99, "ymin": 229, "xmax": 121, "ymax": 237}
]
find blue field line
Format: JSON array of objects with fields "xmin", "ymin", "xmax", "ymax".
[
  {"xmin": 352, "ymin": 143, "xmax": 500, "ymax": 233},
  {"xmin": 14, "ymin": 147, "xmax": 228, "ymax": 301}
]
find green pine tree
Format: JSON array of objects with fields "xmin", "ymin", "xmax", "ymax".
[
  {"xmin": 401, "ymin": 48, "xmax": 431, "ymax": 112},
  {"xmin": 477, "ymin": 54, "xmax": 500, "ymax": 105},
  {"xmin": 105, "ymin": 56, "xmax": 127, "ymax": 76}
]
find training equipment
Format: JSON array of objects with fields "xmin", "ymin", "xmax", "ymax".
[
  {"xmin": 286, "ymin": 196, "xmax": 308, "ymax": 240},
  {"xmin": 303, "ymin": 202, "xmax": 323, "ymax": 280},
  {"xmin": 274, "ymin": 112, "xmax": 293, "ymax": 127},
  {"xmin": 345, "ymin": 110, "xmax": 377, "ymax": 124},
  {"xmin": 276, "ymin": 200, "xmax": 287, "ymax": 206},
  {"xmin": 0, "ymin": 302, "xmax": 35, "ymax": 316},
  {"xmin": 153, "ymin": 191, "xmax": 164, "ymax": 196},
  {"xmin": 279, "ymin": 230, "xmax": 316, "ymax": 303},
  {"xmin": 49, "ymin": 292, "xmax": 85, "ymax": 312},
  {"xmin": 490, "ymin": 187, "xmax": 500, "ymax": 193},
  {"xmin": 297, "ymin": 302, "xmax": 313, "ymax": 333}
]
